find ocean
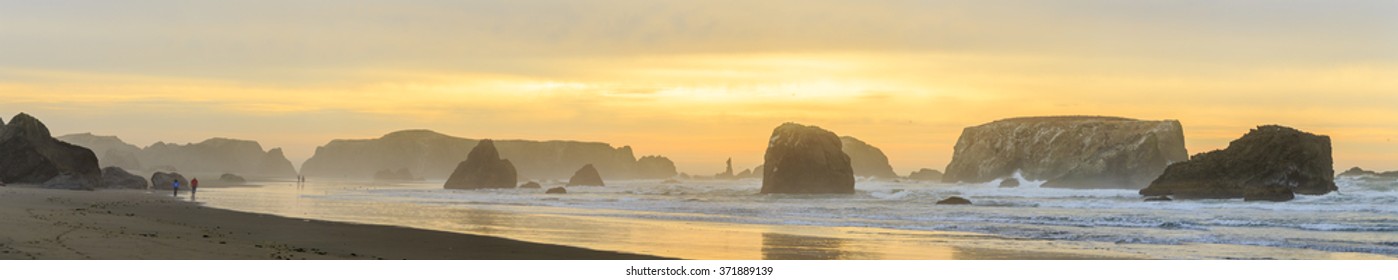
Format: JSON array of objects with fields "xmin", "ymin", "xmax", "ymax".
[{"xmin": 190, "ymin": 175, "xmax": 1398, "ymax": 260}]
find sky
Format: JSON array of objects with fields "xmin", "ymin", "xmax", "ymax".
[{"xmin": 2, "ymin": 0, "xmax": 1397, "ymax": 175}]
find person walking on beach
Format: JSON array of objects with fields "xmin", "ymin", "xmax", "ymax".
[
  {"xmin": 191, "ymin": 178, "xmax": 199, "ymax": 196},
  {"xmin": 172, "ymin": 179, "xmax": 181, "ymax": 197}
]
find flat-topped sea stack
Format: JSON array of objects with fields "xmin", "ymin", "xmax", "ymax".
[
  {"xmin": 1140, "ymin": 125, "xmax": 1337, "ymax": 202},
  {"xmin": 635, "ymin": 155, "xmax": 678, "ymax": 179},
  {"xmin": 840, "ymin": 136, "xmax": 899, "ymax": 179},
  {"xmin": 907, "ymin": 168, "xmax": 943, "ymax": 181},
  {"xmin": 760, "ymin": 123, "xmax": 855, "ymax": 194},
  {"xmin": 0, "ymin": 113, "xmax": 103, "ymax": 189},
  {"xmin": 300, "ymin": 130, "xmax": 674, "ymax": 180},
  {"xmin": 1337, "ymin": 167, "xmax": 1398, "ymax": 179},
  {"xmin": 567, "ymin": 164, "xmax": 605, "ymax": 187},
  {"xmin": 444, "ymin": 140, "xmax": 518, "ymax": 189},
  {"xmin": 942, "ymin": 116, "xmax": 1187, "ymax": 189}
]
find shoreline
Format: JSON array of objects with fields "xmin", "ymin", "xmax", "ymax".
[{"xmin": 0, "ymin": 186, "xmax": 668, "ymax": 260}]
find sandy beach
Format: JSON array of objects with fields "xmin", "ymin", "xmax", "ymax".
[{"xmin": 0, "ymin": 186, "xmax": 666, "ymax": 260}]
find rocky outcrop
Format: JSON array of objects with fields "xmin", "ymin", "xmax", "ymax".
[
  {"xmin": 942, "ymin": 116, "xmax": 1188, "ymax": 189},
  {"xmin": 936, "ymin": 196, "xmax": 972, "ymax": 205},
  {"xmin": 373, "ymin": 168, "xmax": 416, "ymax": 181},
  {"xmin": 300, "ymin": 130, "xmax": 663, "ymax": 180},
  {"xmin": 0, "ymin": 113, "xmax": 103, "ymax": 189},
  {"xmin": 150, "ymin": 172, "xmax": 189, "ymax": 190},
  {"xmin": 567, "ymin": 164, "xmax": 605, "ymax": 187},
  {"xmin": 519, "ymin": 181, "xmax": 542, "ymax": 189},
  {"xmin": 220, "ymin": 173, "xmax": 247, "ymax": 183},
  {"xmin": 1140, "ymin": 125, "xmax": 1337, "ymax": 202},
  {"xmin": 102, "ymin": 167, "xmax": 148, "ymax": 189},
  {"xmin": 760, "ymin": 123, "xmax": 855, "ymax": 194},
  {"xmin": 58, "ymin": 133, "xmax": 298, "ymax": 178},
  {"xmin": 545, "ymin": 187, "xmax": 567, "ymax": 194},
  {"xmin": 444, "ymin": 140, "xmax": 518, "ymax": 189},
  {"xmin": 714, "ymin": 158, "xmax": 737, "ymax": 179},
  {"xmin": 907, "ymin": 168, "xmax": 943, "ymax": 181},
  {"xmin": 635, "ymin": 155, "xmax": 678, "ymax": 179},
  {"xmin": 840, "ymin": 136, "xmax": 898, "ymax": 179}
]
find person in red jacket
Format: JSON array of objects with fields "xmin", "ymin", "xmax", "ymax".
[{"xmin": 191, "ymin": 178, "xmax": 199, "ymax": 196}]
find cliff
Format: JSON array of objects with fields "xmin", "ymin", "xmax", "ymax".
[
  {"xmin": 59, "ymin": 134, "xmax": 298, "ymax": 178},
  {"xmin": 839, "ymin": 136, "xmax": 899, "ymax": 179}
]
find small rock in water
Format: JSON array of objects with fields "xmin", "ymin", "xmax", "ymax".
[
  {"xmin": 998, "ymin": 178, "xmax": 1020, "ymax": 188},
  {"xmin": 1144, "ymin": 196, "xmax": 1172, "ymax": 202},
  {"xmin": 545, "ymin": 187, "xmax": 567, "ymax": 194},
  {"xmin": 936, "ymin": 196, "xmax": 972, "ymax": 205},
  {"xmin": 518, "ymin": 181, "xmax": 541, "ymax": 189}
]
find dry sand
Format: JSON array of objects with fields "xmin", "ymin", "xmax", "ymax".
[{"xmin": 0, "ymin": 186, "xmax": 667, "ymax": 260}]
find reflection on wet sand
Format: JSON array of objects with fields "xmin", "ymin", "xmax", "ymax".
[{"xmin": 762, "ymin": 233, "xmax": 877, "ymax": 260}]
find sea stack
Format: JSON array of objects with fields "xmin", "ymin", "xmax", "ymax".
[
  {"xmin": 635, "ymin": 155, "xmax": 678, "ymax": 179},
  {"xmin": 760, "ymin": 123, "xmax": 855, "ymax": 194},
  {"xmin": 840, "ymin": 136, "xmax": 899, "ymax": 179},
  {"xmin": 942, "ymin": 116, "xmax": 1187, "ymax": 189},
  {"xmin": 1140, "ymin": 125, "xmax": 1337, "ymax": 202},
  {"xmin": 0, "ymin": 113, "xmax": 103, "ymax": 189},
  {"xmin": 444, "ymin": 139, "xmax": 518, "ymax": 189},
  {"xmin": 907, "ymin": 168, "xmax": 944, "ymax": 181},
  {"xmin": 567, "ymin": 164, "xmax": 605, "ymax": 187}
]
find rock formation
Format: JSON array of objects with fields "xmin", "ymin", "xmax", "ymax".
[
  {"xmin": 0, "ymin": 113, "xmax": 103, "ymax": 189},
  {"xmin": 1140, "ymin": 125, "xmax": 1338, "ymax": 202},
  {"xmin": 58, "ymin": 133, "xmax": 298, "ymax": 178},
  {"xmin": 635, "ymin": 155, "xmax": 678, "ymax": 179},
  {"xmin": 942, "ymin": 116, "xmax": 1188, "ymax": 189},
  {"xmin": 150, "ymin": 171, "xmax": 189, "ymax": 190},
  {"xmin": 840, "ymin": 136, "xmax": 899, "ymax": 179},
  {"xmin": 567, "ymin": 164, "xmax": 605, "ymax": 187},
  {"xmin": 714, "ymin": 158, "xmax": 737, "ymax": 179},
  {"xmin": 936, "ymin": 196, "xmax": 972, "ymax": 205},
  {"xmin": 760, "ymin": 123, "xmax": 855, "ymax": 194},
  {"xmin": 102, "ymin": 167, "xmax": 148, "ymax": 189},
  {"xmin": 444, "ymin": 140, "xmax": 518, "ymax": 189},
  {"xmin": 519, "ymin": 181, "xmax": 542, "ymax": 189},
  {"xmin": 220, "ymin": 173, "xmax": 247, "ymax": 183},
  {"xmin": 907, "ymin": 168, "xmax": 943, "ymax": 181},
  {"xmin": 998, "ymin": 178, "xmax": 1021, "ymax": 188},
  {"xmin": 546, "ymin": 187, "xmax": 567, "ymax": 194},
  {"xmin": 300, "ymin": 130, "xmax": 664, "ymax": 180},
  {"xmin": 1337, "ymin": 167, "xmax": 1398, "ymax": 179}
]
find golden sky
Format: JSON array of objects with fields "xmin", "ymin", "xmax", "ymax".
[{"xmin": 3, "ymin": 0, "xmax": 1397, "ymax": 174}]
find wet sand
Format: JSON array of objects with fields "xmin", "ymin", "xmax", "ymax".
[{"xmin": 0, "ymin": 186, "xmax": 666, "ymax": 260}]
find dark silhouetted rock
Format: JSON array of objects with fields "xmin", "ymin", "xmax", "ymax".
[
  {"xmin": 102, "ymin": 167, "xmax": 148, "ymax": 189},
  {"xmin": 545, "ymin": 187, "xmax": 567, "ymax": 194},
  {"xmin": 373, "ymin": 168, "xmax": 415, "ymax": 181},
  {"xmin": 1140, "ymin": 125, "xmax": 1337, "ymax": 202},
  {"xmin": 151, "ymin": 172, "xmax": 189, "ymax": 190},
  {"xmin": 936, "ymin": 196, "xmax": 972, "ymax": 205},
  {"xmin": 220, "ymin": 173, "xmax": 247, "ymax": 183},
  {"xmin": 736, "ymin": 169, "xmax": 753, "ymax": 178},
  {"xmin": 840, "ymin": 136, "xmax": 899, "ymax": 179},
  {"xmin": 635, "ymin": 155, "xmax": 678, "ymax": 179},
  {"xmin": 56, "ymin": 133, "xmax": 143, "ymax": 171},
  {"xmin": 943, "ymin": 116, "xmax": 1188, "ymax": 189},
  {"xmin": 760, "ymin": 123, "xmax": 855, "ymax": 194},
  {"xmin": 301, "ymin": 129, "xmax": 661, "ymax": 180},
  {"xmin": 519, "ymin": 181, "xmax": 542, "ymax": 189},
  {"xmin": 714, "ymin": 158, "xmax": 736, "ymax": 179},
  {"xmin": 998, "ymin": 178, "xmax": 1021, "ymax": 188},
  {"xmin": 1143, "ymin": 196, "xmax": 1172, "ymax": 202},
  {"xmin": 567, "ymin": 164, "xmax": 605, "ymax": 187},
  {"xmin": 0, "ymin": 113, "xmax": 102, "ymax": 189},
  {"xmin": 907, "ymin": 168, "xmax": 943, "ymax": 181},
  {"xmin": 444, "ymin": 140, "xmax": 518, "ymax": 189}
]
